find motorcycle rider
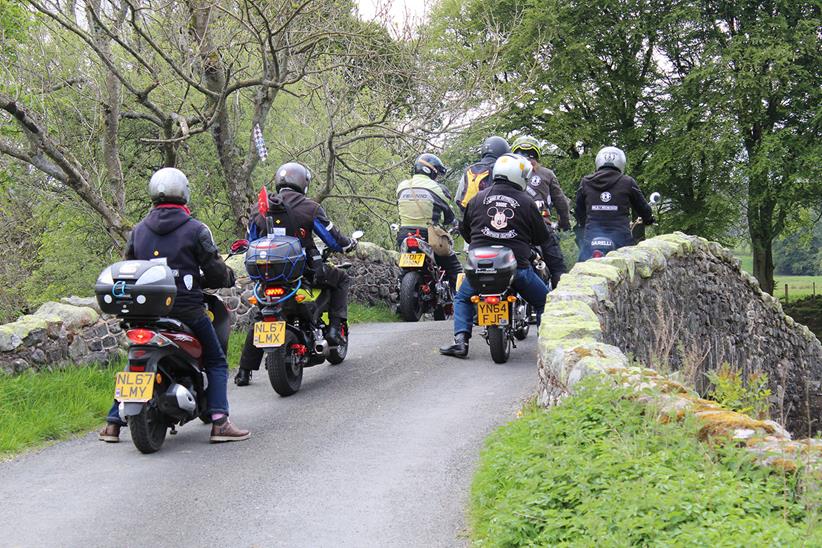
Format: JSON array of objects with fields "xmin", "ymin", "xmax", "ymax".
[
  {"xmin": 440, "ymin": 153, "xmax": 550, "ymax": 358},
  {"xmin": 454, "ymin": 135, "xmax": 511, "ymax": 212},
  {"xmin": 99, "ymin": 168, "xmax": 250, "ymax": 443},
  {"xmin": 234, "ymin": 162, "xmax": 357, "ymax": 386},
  {"xmin": 511, "ymin": 135, "xmax": 571, "ymax": 289},
  {"xmin": 396, "ymin": 153, "xmax": 463, "ymax": 288},
  {"xmin": 574, "ymin": 146, "xmax": 655, "ymax": 260}
]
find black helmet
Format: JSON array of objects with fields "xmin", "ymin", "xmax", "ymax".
[
  {"xmin": 480, "ymin": 136, "xmax": 510, "ymax": 159},
  {"xmin": 413, "ymin": 153, "xmax": 447, "ymax": 180},
  {"xmin": 274, "ymin": 162, "xmax": 312, "ymax": 194}
]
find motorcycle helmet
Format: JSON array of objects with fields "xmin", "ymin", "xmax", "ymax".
[
  {"xmin": 511, "ymin": 135, "xmax": 542, "ymax": 161},
  {"xmin": 595, "ymin": 146, "xmax": 627, "ymax": 173},
  {"xmin": 492, "ymin": 153, "xmax": 532, "ymax": 191},
  {"xmin": 480, "ymin": 135, "xmax": 511, "ymax": 159},
  {"xmin": 149, "ymin": 167, "xmax": 190, "ymax": 205},
  {"xmin": 413, "ymin": 153, "xmax": 447, "ymax": 180},
  {"xmin": 274, "ymin": 162, "xmax": 312, "ymax": 194}
]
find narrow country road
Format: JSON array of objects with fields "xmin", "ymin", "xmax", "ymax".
[{"xmin": 0, "ymin": 321, "xmax": 538, "ymax": 548}]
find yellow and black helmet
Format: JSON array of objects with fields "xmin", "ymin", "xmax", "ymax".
[{"xmin": 511, "ymin": 135, "xmax": 542, "ymax": 161}]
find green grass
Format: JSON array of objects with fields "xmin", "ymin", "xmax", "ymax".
[
  {"xmin": 470, "ymin": 379, "xmax": 821, "ymax": 546},
  {"xmin": 347, "ymin": 302, "xmax": 398, "ymax": 324},
  {"xmin": 0, "ymin": 363, "xmax": 121, "ymax": 457},
  {"xmin": 734, "ymin": 251, "xmax": 821, "ymax": 301}
]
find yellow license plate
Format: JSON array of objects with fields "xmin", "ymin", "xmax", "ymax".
[
  {"xmin": 477, "ymin": 301, "xmax": 509, "ymax": 326},
  {"xmin": 253, "ymin": 321, "xmax": 286, "ymax": 348},
  {"xmin": 399, "ymin": 253, "xmax": 425, "ymax": 268},
  {"xmin": 114, "ymin": 372, "xmax": 155, "ymax": 402}
]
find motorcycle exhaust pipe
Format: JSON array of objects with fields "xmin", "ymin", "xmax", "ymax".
[{"xmin": 314, "ymin": 339, "xmax": 327, "ymax": 354}]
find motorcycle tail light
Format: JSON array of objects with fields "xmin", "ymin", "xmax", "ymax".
[
  {"xmin": 126, "ymin": 328, "xmax": 156, "ymax": 345},
  {"xmin": 592, "ymin": 250, "xmax": 605, "ymax": 259},
  {"xmin": 128, "ymin": 364, "xmax": 146, "ymax": 372},
  {"xmin": 264, "ymin": 287, "xmax": 286, "ymax": 297},
  {"xmin": 475, "ymin": 251, "xmax": 498, "ymax": 259},
  {"xmin": 421, "ymin": 284, "xmax": 431, "ymax": 294},
  {"xmin": 406, "ymin": 237, "xmax": 419, "ymax": 248},
  {"xmin": 484, "ymin": 296, "xmax": 501, "ymax": 305}
]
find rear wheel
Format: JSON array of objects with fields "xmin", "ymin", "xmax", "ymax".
[
  {"xmin": 487, "ymin": 326, "xmax": 511, "ymax": 364},
  {"xmin": 267, "ymin": 331, "xmax": 304, "ymax": 396},
  {"xmin": 399, "ymin": 271, "xmax": 424, "ymax": 322},
  {"xmin": 327, "ymin": 323, "xmax": 348, "ymax": 365},
  {"xmin": 128, "ymin": 399, "xmax": 168, "ymax": 454}
]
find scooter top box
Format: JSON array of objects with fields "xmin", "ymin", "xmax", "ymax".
[
  {"xmin": 95, "ymin": 260, "xmax": 176, "ymax": 318},
  {"xmin": 464, "ymin": 246, "xmax": 517, "ymax": 294},
  {"xmin": 245, "ymin": 235, "xmax": 306, "ymax": 282}
]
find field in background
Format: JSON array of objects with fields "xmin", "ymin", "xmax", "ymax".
[{"xmin": 734, "ymin": 252, "xmax": 820, "ymax": 302}]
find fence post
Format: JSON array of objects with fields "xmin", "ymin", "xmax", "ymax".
[
  {"xmin": 814, "ymin": 281, "xmax": 816, "ymax": 297},
  {"xmin": 784, "ymin": 283, "xmax": 788, "ymax": 303}
]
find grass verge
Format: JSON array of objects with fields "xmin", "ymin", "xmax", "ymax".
[
  {"xmin": 734, "ymin": 251, "xmax": 821, "ymax": 301},
  {"xmin": 470, "ymin": 378, "xmax": 821, "ymax": 546}
]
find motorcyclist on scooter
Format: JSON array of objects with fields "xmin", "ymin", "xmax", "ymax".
[
  {"xmin": 440, "ymin": 153, "xmax": 550, "ymax": 359},
  {"xmin": 99, "ymin": 167, "xmax": 250, "ymax": 443},
  {"xmin": 574, "ymin": 146, "xmax": 655, "ymax": 261},
  {"xmin": 454, "ymin": 135, "xmax": 510, "ymax": 212},
  {"xmin": 396, "ymin": 153, "xmax": 463, "ymax": 288},
  {"xmin": 511, "ymin": 135, "xmax": 571, "ymax": 289},
  {"xmin": 235, "ymin": 162, "xmax": 357, "ymax": 386}
]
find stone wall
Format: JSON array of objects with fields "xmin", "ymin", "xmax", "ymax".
[
  {"xmin": 0, "ymin": 242, "xmax": 400, "ymax": 374},
  {"xmin": 539, "ymin": 232, "xmax": 822, "ymax": 436}
]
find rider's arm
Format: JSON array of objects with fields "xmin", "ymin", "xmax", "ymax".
[
  {"xmin": 530, "ymin": 201, "xmax": 550, "ymax": 245},
  {"xmin": 628, "ymin": 179, "xmax": 655, "ymax": 225},
  {"xmin": 431, "ymin": 185, "xmax": 456, "ymax": 226},
  {"xmin": 547, "ymin": 173, "xmax": 572, "ymax": 230},
  {"xmin": 195, "ymin": 223, "xmax": 236, "ymax": 289},
  {"xmin": 313, "ymin": 205, "xmax": 353, "ymax": 252},
  {"xmin": 573, "ymin": 182, "xmax": 587, "ymax": 227},
  {"xmin": 454, "ymin": 172, "xmax": 468, "ymax": 213}
]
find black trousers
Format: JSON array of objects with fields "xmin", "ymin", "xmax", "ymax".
[
  {"xmin": 238, "ymin": 264, "xmax": 350, "ymax": 371},
  {"xmin": 539, "ymin": 232, "xmax": 567, "ymax": 289},
  {"xmin": 396, "ymin": 227, "xmax": 463, "ymax": 288}
]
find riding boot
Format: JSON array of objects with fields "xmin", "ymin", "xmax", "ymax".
[
  {"xmin": 439, "ymin": 332, "xmax": 469, "ymax": 358},
  {"xmin": 326, "ymin": 317, "xmax": 345, "ymax": 346},
  {"xmin": 234, "ymin": 368, "xmax": 251, "ymax": 386},
  {"xmin": 551, "ymin": 273, "xmax": 562, "ymax": 290}
]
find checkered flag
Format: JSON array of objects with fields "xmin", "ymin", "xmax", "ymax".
[{"xmin": 253, "ymin": 124, "xmax": 268, "ymax": 162}]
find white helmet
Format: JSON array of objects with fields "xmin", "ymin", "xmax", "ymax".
[
  {"xmin": 492, "ymin": 153, "xmax": 532, "ymax": 191},
  {"xmin": 149, "ymin": 167, "xmax": 190, "ymax": 204},
  {"xmin": 595, "ymin": 146, "xmax": 627, "ymax": 173}
]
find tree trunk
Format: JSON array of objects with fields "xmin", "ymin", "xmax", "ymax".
[{"xmin": 747, "ymin": 187, "xmax": 776, "ymax": 294}]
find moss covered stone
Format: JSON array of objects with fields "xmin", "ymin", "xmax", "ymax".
[
  {"xmin": 539, "ymin": 300, "xmax": 601, "ymax": 345},
  {"xmin": 34, "ymin": 302, "xmax": 98, "ymax": 330},
  {"xmin": 568, "ymin": 260, "xmax": 622, "ymax": 284}
]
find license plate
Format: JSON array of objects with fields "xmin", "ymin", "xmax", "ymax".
[
  {"xmin": 114, "ymin": 372, "xmax": 155, "ymax": 402},
  {"xmin": 477, "ymin": 301, "xmax": 509, "ymax": 326},
  {"xmin": 399, "ymin": 253, "xmax": 425, "ymax": 268},
  {"xmin": 253, "ymin": 321, "xmax": 286, "ymax": 348}
]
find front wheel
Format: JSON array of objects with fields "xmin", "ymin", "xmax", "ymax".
[
  {"xmin": 128, "ymin": 400, "xmax": 168, "ymax": 454},
  {"xmin": 266, "ymin": 331, "xmax": 304, "ymax": 396},
  {"xmin": 487, "ymin": 326, "xmax": 511, "ymax": 364},
  {"xmin": 327, "ymin": 322, "xmax": 348, "ymax": 365},
  {"xmin": 399, "ymin": 271, "xmax": 424, "ymax": 322}
]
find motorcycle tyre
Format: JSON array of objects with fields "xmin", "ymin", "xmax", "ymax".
[
  {"xmin": 399, "ymin": 271, "xmax": 424, "ymax": 322},
  {"xmin": 327, "ymin": 323, "xmax": 348, "ymax": 365},
  {"xmin": 488, "ymin": 326, "xmax": 511, "ymax": 364},
  {"xmin": 267, "ymin": 331, "xmax": 304, "ymax": 396},
  {"xmin": 128, "ymin": 400, "xmax": 168, "ymax": 454}
]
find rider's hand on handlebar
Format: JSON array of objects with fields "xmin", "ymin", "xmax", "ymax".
[{"xmin": 343, "ymin": 239, "xmax": 358, "ymax": 253}]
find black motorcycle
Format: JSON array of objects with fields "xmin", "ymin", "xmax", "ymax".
[
  {"xmin": 237, "ymin": 230, "xmax": 363, "ymax": 396},
  {"xmin": 463, "ymin": 246, "xmax": 530, "ymax": 364},
  {"xmin": 95, "ymin": 261, "xmax": 231, "ymax": 454},
  {"xmin": 396, "ymin": 228, "xmax": 453, "ymax": 322}
]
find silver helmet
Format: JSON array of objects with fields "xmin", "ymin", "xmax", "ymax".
[
  {"xmin": 595, "ymin": 146, "xmax": 627, "ymax": 173},
  {"xmin": 492, "ymin": 153, "xmax": 533, "ymax": 191},
  {"xmin": 149, "ymin": 167, "xmax": 190, "ymax": 204}
]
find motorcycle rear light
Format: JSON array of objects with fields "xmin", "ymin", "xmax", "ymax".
[
  {"xmin": 484, "ymin": 296, "xmax": 501, "ymax": 305},
  {"xmin": 128, "ymin": 364, "xmax": 146, "ymax": 372},
  {"xmin": 264, "ymin": 287, "xmax": 286, "ymax": 297},
  {"xmin": 406, "ymin": 237, "xmax": 419, "ymax": 248},
  {"xmin": 475, "ymin": 251, "xmax": 498, "ymax": 259},
  {"xmin": 592, "ymin": 250, "xmax": 605, "ymax": 258},
  {"xmin": 421, "ymin": 284, "xmax": 431, "ymax": 294},
  {"xmin": 127, "ymin": 328, "xmax": 156, "ymax": 345}
]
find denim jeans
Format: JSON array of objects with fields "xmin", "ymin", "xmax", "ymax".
[
  {"xmin": 107, "ymin": 310, "xmax": 230, "ymax": 425},
  {"xmin": 578, "ymin": 224, "xmax": 634, "ymax": 261},
  {"xmin": 453, "ymin": 267, "xmax": 549, "ymax": 336}
]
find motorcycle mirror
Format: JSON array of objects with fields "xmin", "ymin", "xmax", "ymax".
[
  {"xmin": 389, "ymin": 223, "xmax": 399, "ymax": 232},
  {"xmin": 351, "ymin": 230, "xmax": 364, "ymax": 240},
  {"xmin": 230, "ymin": 239, "xmax": 249, "ymax": 255},
  {"xmin": 649, "ymin": 192, "xmax": 661, "ymax": 205}
]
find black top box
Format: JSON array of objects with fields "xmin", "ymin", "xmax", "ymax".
[
  {"xmin": 245, "ymin": 236, "xmax": 306, "ymax": 283},
  {"xmin": 95, "ymin": 260, "xmax": 177, "ymax": 318},
  {"xmin": 464, "ymin": 246, "xmax": 517, "ymax": 294}
]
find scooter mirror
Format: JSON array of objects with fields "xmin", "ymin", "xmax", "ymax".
[
  {"xmin": 230, "ymin": 239, "xmax": 249, "ymax": 254},
  {"xmin": 351, "ymin": 230, "xmax": 364, "ymax": 240},
  {"xmin": 649, "ymin": 192, "xmax": 661, "ymax": 205}
]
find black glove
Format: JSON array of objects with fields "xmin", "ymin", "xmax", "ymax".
[
  {"xmin": 343, "ymin": 239, "xmax": 358, "ymax": 253},
  {"xmin": 644, "ymin": 216, "xmax": 656, "ymax": 226}
]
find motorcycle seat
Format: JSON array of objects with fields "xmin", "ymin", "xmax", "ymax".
[{"xmin": 155, "ymin": 317, "xmax": 195, "ymax": 335}]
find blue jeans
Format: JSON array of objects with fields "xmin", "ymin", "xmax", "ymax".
[
  {"xmin": 453, "ymin": 267, "xmax": 549, "ymax": 336},
  {"xmin": 579, "ymin": 224, "xmax": 634, "ymax": 261},
  {"xmin": 107, "ymin": 311, "xmax": 230, "ymax": 425}
]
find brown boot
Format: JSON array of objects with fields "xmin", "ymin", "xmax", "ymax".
[
  {"xmin": 210, "ymin": 418, "xmax": 251, "ymax": 443},
  {"xmin": 98, "ymin": 423, "xmax": 121, "ymax": 443}
]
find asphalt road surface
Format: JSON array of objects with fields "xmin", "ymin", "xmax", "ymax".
[{"xmin": 0, "ymin": 321, "xmax": 538, "ymax": 548}]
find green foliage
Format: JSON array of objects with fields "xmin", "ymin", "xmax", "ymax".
[
  {"xmin": 470, "ymin": 378, "xmax": 819, "ymax": 546},
  {"xmin": 707, "ymin": 363, "xmax": 772, "ymax": 420},
  {"xmin": 774, "ymin": 218, "xmax": 822, "ymax": 276},
  {"xmin": 783, "ymin": 296, "xmax": 822, "ymax": 339},
  {"xmin": 0, "ymin": 363, "xmax": 121, "ymax": 456}
]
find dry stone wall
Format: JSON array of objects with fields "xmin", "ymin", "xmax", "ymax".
[
  {"xmin": 539, "ymin": 232, "xmax": 822, "ymax": 436},
  {"xmin": 0, "ymin": 242, "xmax": 401, "ymax": 374}
]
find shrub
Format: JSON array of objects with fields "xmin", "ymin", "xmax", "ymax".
[{"xmin": 707, "ymin": 363, "xmax": 771, "ymax": 419}]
